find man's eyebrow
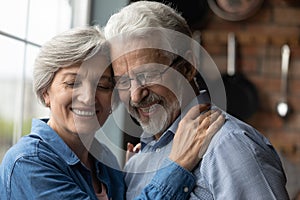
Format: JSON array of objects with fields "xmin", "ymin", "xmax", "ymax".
[{"xmin": 61, "ymin": 72, "xmax": 78, "ymax": 76}]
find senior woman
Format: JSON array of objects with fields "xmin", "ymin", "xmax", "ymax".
[{"xmin": 0, "ymin": 26, "xmax": 224, "ymax": 200}]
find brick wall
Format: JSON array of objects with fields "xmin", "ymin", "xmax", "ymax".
[
  {"xmin": 200, "ymin": 0, "xmax": 300, "ymax": 160},
  {"xmin": 198, "ymin": 0, "xmax": 300, "ymax": 197}
]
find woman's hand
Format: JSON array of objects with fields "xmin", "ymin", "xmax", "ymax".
[
  {"xmin": 169, "ymin": 104, "xmax": 225, "ymax": 171},
  {"xmin": 126, "ymin": 142, "xmax": 141, "ymax": 162}
]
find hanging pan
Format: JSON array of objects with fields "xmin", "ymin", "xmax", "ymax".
[
  {"xmin": 222, "ymin": 33, "xmax": 259, "ymax": 121},
  {"xmin": 208, "ymin": 0, "xmax": 264, "ymax": 21}
]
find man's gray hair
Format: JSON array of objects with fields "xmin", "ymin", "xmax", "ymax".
[{"xmin": 104, "ymin": 1, "xmax": 192, "ymax": 39}]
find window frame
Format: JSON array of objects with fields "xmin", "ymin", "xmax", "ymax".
[{"xmin": 0, "ymin": 0, "xmax": 91, "ymax": 151}]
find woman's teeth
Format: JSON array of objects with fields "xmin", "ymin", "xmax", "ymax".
[{"xmin": 72, "ymin": 109, "xmax": 95, "ymax": 116}]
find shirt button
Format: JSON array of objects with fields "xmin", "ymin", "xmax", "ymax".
[
  {"xmin": 183, "ymin": 187, "xmax": 189, "ymax": 193},
  {"xmin": 155, "ymin": 148, "xmax": 160, "ymax": 152}
]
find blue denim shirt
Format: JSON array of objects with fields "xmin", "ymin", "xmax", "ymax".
[
  {"xmin": 0, "ymin": 119, "xmax": 125, "ymax": 200},
  {"xmin": 0, "ymin": 119, "xmax": 196, "ymax": 200},
  {"xmin": 125, "ymin": 91, "xmax": 289, "ymax": 200}
]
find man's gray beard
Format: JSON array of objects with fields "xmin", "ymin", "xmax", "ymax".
[{"xmin": 139, "ymin": 105, "xmax": 168, "ymax": 136}]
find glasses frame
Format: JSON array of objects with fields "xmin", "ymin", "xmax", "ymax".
[{"xmin": 113, "ymin": 56, "xmax": 183, "ymax": 90}]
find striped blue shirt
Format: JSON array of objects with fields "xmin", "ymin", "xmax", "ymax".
[{"xmin": 124, "ymin": 91, "xmax": 289, "ymax": 199}]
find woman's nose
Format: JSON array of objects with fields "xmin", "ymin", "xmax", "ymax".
[{"xmin": 77, "ymin": 84, "xmax": 95, "ymax": 105}]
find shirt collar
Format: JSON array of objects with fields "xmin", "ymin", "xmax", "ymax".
[{"xmin": 30, "ymin": 118, "xmax": 80, "ymax": 165}]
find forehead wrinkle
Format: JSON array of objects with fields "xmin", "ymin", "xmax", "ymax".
[
  {"xmin": 112, "ymin": 48, "xmax": 174, "ymax": 78},
  {"xmin": 130, "ymin": 49, "xmax": 171, "ymax": 65}
]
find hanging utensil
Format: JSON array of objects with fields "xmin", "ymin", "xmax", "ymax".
[
  {"xmin": 207, "ymin": 0, "xmax": 264, "ymax": 21},
  {"xmin": 222, "ymin": 33, "xmax": 259, "ymax": 121},
  {"xmin": 192, "ymin": 31, "xmax": 208, "ymax": 90},
  {"xmin": 276, "ymin": 44, "xmax": 291, "ymax": 118}
]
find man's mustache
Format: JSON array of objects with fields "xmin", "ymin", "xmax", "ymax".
[{"xmin": 129, "ymin": 92, "xmax": 162, "ymax": 108}]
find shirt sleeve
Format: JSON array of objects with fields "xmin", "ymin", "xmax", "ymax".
[
  {"xmin": 8, "ymin": 157, "xmax": 92, "ymax": 200},
  {"xmin": 134, "ymin": 158, "xmax": 196, "ymax": 200},
  {"xmin": 203, "ymin": 131, "xmax": 289, "ymax": 200}
]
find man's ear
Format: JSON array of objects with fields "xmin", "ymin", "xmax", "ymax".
[{"xmin": 181, "ymin": 50, "xmax": 197, "ymax": 82}]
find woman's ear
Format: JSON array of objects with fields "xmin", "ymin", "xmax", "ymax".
[{"xmin": 43, "ymin": 90, "xmax": 50, "ymax": 107}]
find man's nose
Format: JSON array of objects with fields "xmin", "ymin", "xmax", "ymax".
[{"xmin": 130, "ymin": 79, "xmax": 149, "ymax": 104}]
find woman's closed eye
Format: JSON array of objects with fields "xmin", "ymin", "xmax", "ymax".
[
  {"xmin": 63, "ymin": 77, "xmax": 113, "ymax": 91},
  {"xmin": 97, "ymin": 83, "xmax": 113, "ymax": 90},
  {"xmin": 97, "ymin": 77, "xmax": 114, "ymax": 91},
  {"xmin": 64, "ymin": 81, "xmax": 81, "ymax": 88}
]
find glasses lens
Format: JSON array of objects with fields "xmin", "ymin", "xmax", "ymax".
[
  {"xmin": 144, "ymin": 71, "xmax": 161, "ymax": 84},
  {"xmin": 113, "ymin": 63, "xmax": 173, "ymax": 90},
  {"xmin": 114, "ymin": 76, "xmax": 130, "ymax": 89}
]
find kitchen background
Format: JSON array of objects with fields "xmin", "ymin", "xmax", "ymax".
[
  {"xmin": 195, "ymin": 0, "xmax": 300, "ymax": 198},
  {"xmin": 202, "ymin": 0, "xmax": 300, "ymax": 197},
  {"xmin": 193, "ymin": 0, "xmax": 300, "ymax": 198},
  {"xmin": 0, "ymin": 0, "xmax": 299, "ymax": 198}
]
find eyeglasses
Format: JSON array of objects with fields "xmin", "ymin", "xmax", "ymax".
[{"xmin": 113, "ymin": 56, "xmax": 183, "ymax": 90}]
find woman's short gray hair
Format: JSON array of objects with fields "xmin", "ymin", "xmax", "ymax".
[{"xmin": 33, "ymin": 25, "xmax": 109, "ymax": 106}]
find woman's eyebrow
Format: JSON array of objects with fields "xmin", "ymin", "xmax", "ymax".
[{"xmin": 61, "ymin": 72, "xmax": 78, "ymax": 76}]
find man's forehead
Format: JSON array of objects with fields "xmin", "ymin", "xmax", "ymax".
[
  {"xmin": 112, "ymin": 49, "xmax": 171, "ymax": 64},
  {"xmin": 109, "ymin": 33, "xmax": 174, "ymax": 58},
  {"xmin": 111, "ymin": 49, "xmax": 173, "ymax": 76}
]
